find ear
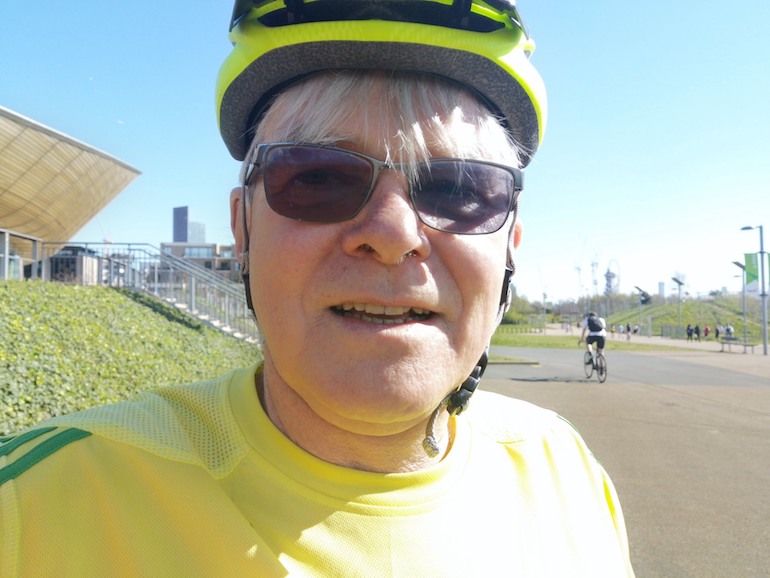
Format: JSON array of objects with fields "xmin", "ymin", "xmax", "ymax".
[
  {"xmin": 511, "ymin": 219, "xmax": 523, "ymax": 250},
  {"xmin": 230, "ymin": 187, "xmax": 245, "ymax": 254},
  {"xmin": 230, "ymin": 187, "xmax": 257, "ymax": 316},
  {"xmin": 506, "ymin": 218, "xmax": 522, "ymax": 269}
]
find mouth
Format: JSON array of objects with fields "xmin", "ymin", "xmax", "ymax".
[{"xmin": 331, "ymin": 303, "xmax": 434, "ymax": 325}]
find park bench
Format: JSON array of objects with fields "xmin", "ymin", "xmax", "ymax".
[{"xmin": 719, "ymin": 336, "xmax": 757, "ymax": 354}]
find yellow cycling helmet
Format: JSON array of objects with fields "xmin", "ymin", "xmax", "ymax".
[{"xmin": 216, "ymin": 0, "xmax": 547, "ymax": 166}]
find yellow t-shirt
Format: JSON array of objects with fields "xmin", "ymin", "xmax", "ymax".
[{"xmin": 1, "ymin": 365, "xmax": 633, "ymax": 577}]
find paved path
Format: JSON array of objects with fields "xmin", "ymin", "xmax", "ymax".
[{"xmin": 485, "ymin": 344, "xmax": 769, "ymax": 578}]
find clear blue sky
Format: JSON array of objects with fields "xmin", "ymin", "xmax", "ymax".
[{"xmin": 2, "ymin": 1, "xmax": 768, "ymax": 302}]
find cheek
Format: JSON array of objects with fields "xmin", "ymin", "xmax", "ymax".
[
  {"xmin": 247, "ymin": 206, "xmax": 314, "ymax": 335},
  {"xmin": 246, "ymin": 201, "xmax": 344, "ymax": 350},
  {"xmin": 442, "ymin": 233, "xmax": 508, "ymax": 335}
]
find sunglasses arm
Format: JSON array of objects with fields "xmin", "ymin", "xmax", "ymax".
[{"xmin": 239, "ymin": 185, "xmax": 257, "ymax": 318}]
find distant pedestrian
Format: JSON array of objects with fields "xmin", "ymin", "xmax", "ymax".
[
  {"xmin": 694, "ymin": 325, "xmax": 700, "ymax": 342},
  {"xmin": 686, "ymin": 324, "xmax": 694, "ymax": 341},
  {"xmin": 626, "ymin": 323, "xmax": 631, "ymax": 341},
  {"xmin": 704, "ymin": 325, "xmax": 710, "ymax": 339}
]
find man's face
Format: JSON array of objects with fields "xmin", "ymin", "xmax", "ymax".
[{"xmin": 232, "ymin": 82, "xmax": 517, "ymax": 438}]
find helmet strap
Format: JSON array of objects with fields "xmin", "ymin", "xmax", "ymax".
[
  {"xmin": 448, "ymin": 349, "xmax": 488, "ymax": 415},
  {"xmin": 240, "ymin": 186, "xmax": 258, "ymax": 323},
  {"xmin": 499, "ymin": 266, "xmax": 514, "ymax": 313},
  {"xmin": 422, "ymin": 262, "xmax": 512, "ymax": 457},
  {"xmin": 422, "ymin": 349, "xmax": 489, "ymax": 457}
]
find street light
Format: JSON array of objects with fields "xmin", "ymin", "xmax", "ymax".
[
  {"xmin": 672, "ymin": 277, "xmax": 684, "ymax": 339},
  {"xmin": 634, "ymin": 286, "xmax": 652, "ymax": 337},
  {"xmin": 633, "ymin": 286, "xmax": 644, "ymax": 334},
  {"xmin": 741, "ymin": 225, "xmax": 767, "ymax": 355},
  {"xmin": 732, "ymin": 261, "xmax": 748, "ymax": 346}
]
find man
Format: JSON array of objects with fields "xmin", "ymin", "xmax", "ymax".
[
  {"xmin": 582, "ymin": 310, "xmax": 608, "ymax": 360},
  {"xmin": 0, "ymin": 2, "xmax": 634, "ymax": 575}
]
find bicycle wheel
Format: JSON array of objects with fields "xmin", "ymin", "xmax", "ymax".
[
  {"xmin": 583, "ymin": 351, "xmax": 594, "ymax": 378},
  {"xmin": 595, "ymin": 354, "xmax": 607, "ymax": 383}
]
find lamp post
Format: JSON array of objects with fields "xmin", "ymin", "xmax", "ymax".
[
  {"xmin": 672, "ymin": 277, "xmax": 684, "ymax": 339},
  {"xmin": 732, "ymin": 261, "xmax": 748, "ymax": 346},
  {"xmin": 633, "ymin": 286, "xmax": 643, "ymax": 332},
  {"xmin": 741, "ymin": 225, "xmax": 768, "ymax": 355},
  {"xmin": 633, "ymin": 286, "xmax": 651, "ymax": 336}
]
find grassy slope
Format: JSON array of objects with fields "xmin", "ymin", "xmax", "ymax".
[
  {"xmin": 609, "ymin": 293, "xmax": 762, "ymax": 338},
  {"xmin": 506, "ymin": 293, "xmax": 762, "ymax": 340},
  {"xmin": 1, "ymin": 281, "xmax": 260, "ymax": 435}
]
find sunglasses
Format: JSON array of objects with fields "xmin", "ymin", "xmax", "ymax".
[{"xmin": 244, "ymin": 143, "xmax": 522, "ymax": 235}]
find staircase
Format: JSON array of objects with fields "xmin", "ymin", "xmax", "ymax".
[{"xmin": 38, "ymin": 242, "xmax": 259, "ymax": 343}]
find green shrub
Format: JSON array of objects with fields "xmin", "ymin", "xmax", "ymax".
[{"xmin": 0, "ymin": 281, "xmax": 260, "ymax": 435}]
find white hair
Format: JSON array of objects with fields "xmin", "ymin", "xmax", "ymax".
[{"xmin": 240, "ymin": 70, "xmax": 523, "ymax": 187}]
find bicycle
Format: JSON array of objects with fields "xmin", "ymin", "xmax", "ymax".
[{"xmin": 579, "ymin": 340, "xmax": 607, "ymax": 383}]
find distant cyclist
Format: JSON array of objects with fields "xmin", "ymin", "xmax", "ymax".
[{"xmin": 581, "ymin": 311, "xmax": 607, "ymax": 359}]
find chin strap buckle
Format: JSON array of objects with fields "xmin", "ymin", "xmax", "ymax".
[
  {"xmin": 448, "ymin": 349, "xmax": 488, "ymax": 415},
  {"xmin": 422, "ymin": 349, "xmax": 490, "ymax": 457}
]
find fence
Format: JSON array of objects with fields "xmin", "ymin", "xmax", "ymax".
[{"xmin": 1, "ymin": 232, "xmax": 258, "ymax": 343}]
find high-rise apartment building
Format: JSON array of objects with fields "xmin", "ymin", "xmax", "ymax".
[
  {"xmin": 173, "ymin": 206, "xmax": 189, "ymax": 243},
  {"xmin": 173, "ymin": 206, "xmax": 205, "ymax": 243}
]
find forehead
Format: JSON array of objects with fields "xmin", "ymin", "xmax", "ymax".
[{"xmin": 256, "ymin": 72, "xmax": 518, "ymax": 165}]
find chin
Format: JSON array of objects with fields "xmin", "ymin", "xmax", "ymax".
[{"xmin": 303, "ymin": 366, "xmax": 454, "ymax": 431}]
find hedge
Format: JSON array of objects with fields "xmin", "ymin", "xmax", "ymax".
[{"xmin": 1, "ymin": 281, "xmax": 259, "ymax": 435}]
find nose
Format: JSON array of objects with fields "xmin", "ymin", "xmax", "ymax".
[{"xmin": 340, "ymin": 170, "xmax": 431, "ymax": 265}]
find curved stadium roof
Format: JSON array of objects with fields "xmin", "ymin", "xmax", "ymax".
[{"xmin": 0, "ymin": 105, "xmax": 140, "ymax": 244}]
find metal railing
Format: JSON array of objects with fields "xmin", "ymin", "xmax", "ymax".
[
  {"xmin": 1, "ymin": 228, "xmax": 43, "ymax": 281},
  {"xmin": 27, "ymin": 240, "xmax": 259, "ymax": 342}
]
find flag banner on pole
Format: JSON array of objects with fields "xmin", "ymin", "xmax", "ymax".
[{"xmin": 745, "ymin": 253, "xmax": 759, "ymax": 295}]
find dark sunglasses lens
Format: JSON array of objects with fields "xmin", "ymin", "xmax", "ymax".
[
  {"xmin": 412, "ymin": 161, "xmax": 514, "ymax": 234},
  {"xmin": 263, "ymin": 146, "xmax": 373, "ymax": 222}
]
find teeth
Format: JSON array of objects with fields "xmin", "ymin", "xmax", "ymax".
[
  {"xmin": 348, "ymin": 304, "xmax": 412, "ymax": 315},
  {"xmin": 334, "ymin": 303, "xmax": 431, "ymax": 323}
]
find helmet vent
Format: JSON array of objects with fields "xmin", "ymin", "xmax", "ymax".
[{"xmin": 250, "ymin": 0, "xmax": 507, "ymax": 32}]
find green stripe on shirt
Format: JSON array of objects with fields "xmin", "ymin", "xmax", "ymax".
[
  {"xmin": 0, "ymin": 427, "xmax": 58, "ymax": 457},
  {"xmin": 0, "ymin": 428, "xmax": 92, "ymax": 485}
]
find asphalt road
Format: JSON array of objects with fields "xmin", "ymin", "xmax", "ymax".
[{"xmin": 484, "ymin": 346, "xmax": 770, "ymax": 578}]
